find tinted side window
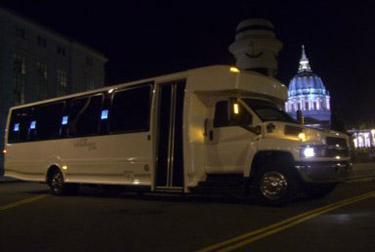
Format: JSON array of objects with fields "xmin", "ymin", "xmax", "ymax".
[
  {"xmin": 214, "ymin": 101, "xmax": 252, "ymax": 127},
  {"xmin": 214, "ymin": 101, "xmax": 231, "ymax": 127},
  {"xmin": 8, "ymin": 108, "xmax": 31, "ymax": 143},
  {"xmin": 68, "ymin": 95, "xmax": 103, "ymax": 137},
  {"xmin": 36, "ymin": 102, "xmax": 64, "ymax": 140},
  {"xmin": 110, "ymin": 85, "xmax": 152, "ymax": 133}
]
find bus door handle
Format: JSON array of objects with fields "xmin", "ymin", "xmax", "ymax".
[
  {"xmin": 204, "ymin": 119, "xmax": 214, "ymax": 141},
  {"xmin": 204, "ymin": 119, "xmax": 208, "ymax": 137}
]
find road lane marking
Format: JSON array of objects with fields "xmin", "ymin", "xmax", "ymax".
[
  {"xmin": 0, "ymin": 195, "xmax": 48, "ymax": 211},
  {"xmin": 216, "ymin": 192, "xmax": 375, "ymax": 252},
  {"xmin": 197, "ymin": 191, "xmax": 375, "ymax": 252},
  {"xmin": 196, "ymin": 191, "xmax": 375, "ymax": 252}
]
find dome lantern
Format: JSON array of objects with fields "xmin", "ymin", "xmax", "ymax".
[{"xmin": 298, "ymin": 45, "xmax": 312, "ymax": 73}]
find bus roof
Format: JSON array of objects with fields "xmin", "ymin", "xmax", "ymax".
[{"xmin": 9, "ymin": 65, "xmax": 287, "ymax": 110}]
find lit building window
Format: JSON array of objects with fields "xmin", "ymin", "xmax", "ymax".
[
  {"xmin": 350, "ymin": 130, "xmax": 375, "ymax": 149},
  {"xmin": 36, "ymin": 62, "xmax": 48, "ymax": 99},
  {"xmin": 13, "ymin": 54, "xmax": 27, "ymax": 104},
  {"xmin": 353, "ymin": 137, "xmax": 358, "ymax": 148},
  {"xmin": 57, "ymin": 69, "xmax": 67, "ymax": 96},
  {"xmin": 364, "ymin": 133, "xmax": 371, "ymax": 147},
  {"xmin": 358, "ymin": 136, "xmax": 364, "ymax": 148}
]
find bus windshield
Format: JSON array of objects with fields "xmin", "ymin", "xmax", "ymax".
[{"xmin": 242, "ymin": 98, "xmax": 296, "ymax": 123}]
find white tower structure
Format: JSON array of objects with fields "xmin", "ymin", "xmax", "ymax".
[{"xmin": 229, "ymin": 19, "xmax": 283, "ymax": 77}]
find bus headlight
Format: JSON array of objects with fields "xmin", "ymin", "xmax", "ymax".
[{"xmin": 300, "ymin": 146, "xmax": 315, "ymax": 158}]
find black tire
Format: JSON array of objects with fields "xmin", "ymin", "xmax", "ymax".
[
  {"xmin": 254, "ymin": 162, "xmax": 300, "ymax": 206},
  {"xmin": 303, "ymin": 183, "xmax": 337, "ymax": 198},
  {"xmin": 49, "ymin": 170, "xmax": 78, "ymax": 195}
]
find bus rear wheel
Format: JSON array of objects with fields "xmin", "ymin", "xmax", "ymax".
[
  {"xmin": 49, "ymin": 170, "xmax": 78, "ymax": 195},
  {"xmin": 254, "ymin": 163, "xmax": 300, "ymax": 206}
]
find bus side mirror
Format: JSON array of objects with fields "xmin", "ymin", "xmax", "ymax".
[
  {"xmin": 254, "ymin": 125, "xmax": 262, "ymax": 135},
  {"xmin": 296, "ymin": 110, "xmax": 304, "ymax": 124},
  {"xmin": 228, "ymin": 97, "xmax": 241, "ymax": 124}
]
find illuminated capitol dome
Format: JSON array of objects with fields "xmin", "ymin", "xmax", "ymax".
[{"xmin": 285, "ymin": 46, "xmax": 331, "ymax": 127}]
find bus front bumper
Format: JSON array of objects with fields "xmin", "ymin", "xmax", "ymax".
[{"xmin": 294, "ymin": 161, "xmax": 352, "ymax": 183}]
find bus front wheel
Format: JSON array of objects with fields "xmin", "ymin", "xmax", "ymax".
[{"xmin": 254, "ymin": 163, "xmax": 300, "ymax": 206}]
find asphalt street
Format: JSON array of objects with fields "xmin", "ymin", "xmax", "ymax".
[{"xmin": 0, "ymin": 182, "xmax": 374, "ymax": 252}]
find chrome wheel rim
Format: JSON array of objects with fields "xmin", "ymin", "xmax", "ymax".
[
  {"xmin": 51, "ymin": 173, "xmax": 63, "ymax": 193},
  {"xmin": 260, "ymin": 171, "xmax": 288, "ymax": 200}
]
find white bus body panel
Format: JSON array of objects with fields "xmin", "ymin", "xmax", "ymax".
[
  {"xmin": 5, "ymin": 133, "xmax": 154, "ymax": 185},
  {"xmin": 4, "ymin": 65, "xmax": 288, "ymax": 191}
]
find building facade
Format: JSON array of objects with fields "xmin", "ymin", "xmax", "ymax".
[
  {"xmin": 348, "ymin": 128, "xmax": 375, "ymax": 162},
  {"xmin": 0, "ymin": 7, "xmax": 108, "ymax": 172},
  {"xmin": 285, "ymin": 46, "xmax": 331, "ymax": 127},
  {"xmin": 350, "ymin": 129, "xmax": 375, "ymax": 149}
]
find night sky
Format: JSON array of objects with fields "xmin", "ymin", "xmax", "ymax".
[{"xmin": 1, "ymin": 0, "xmax": 375, "ymax": 126}]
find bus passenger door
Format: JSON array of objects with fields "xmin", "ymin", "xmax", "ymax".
[
  {"xmin": 155, "ymin": 80, "xmax": 186, "ymax": 191},
  {"xmin": 206, "ymin": 100, "xmax": 259, "ymax": 174}
]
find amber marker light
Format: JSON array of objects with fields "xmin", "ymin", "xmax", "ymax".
[
  {"xmin": 3, "ymin": 149, "xmax": 6, "ymax": 154},
  {"xmin": 298, "ymin": 132, "xmax": 307, "ymax": 142},
  {"xmin": 230, "ymin": 67, "xmax": 240, "ymax": 73},
  {"xmin": 233, "ymin": 103, "xmax": 240, "ymax": 114}
]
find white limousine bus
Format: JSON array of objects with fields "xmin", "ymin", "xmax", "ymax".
[{"xmin": 4, "ymin": 66, "xmax": 351, "ymax": 205}]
